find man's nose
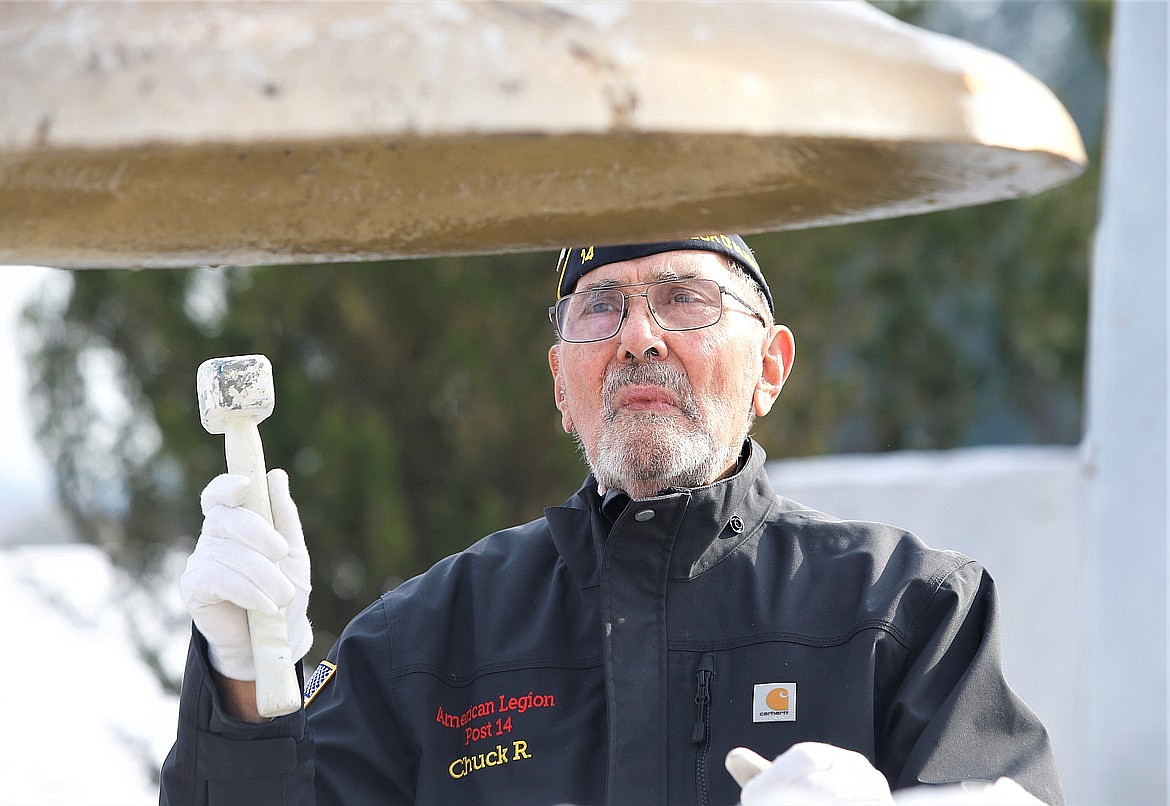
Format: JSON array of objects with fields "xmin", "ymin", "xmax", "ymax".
[{"xmin": 616, "ymin": 294, "xmax": 668, "ymax": 361}]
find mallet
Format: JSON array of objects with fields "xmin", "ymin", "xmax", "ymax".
[{"xmin": 196, "ymin": 354, "xmax": 301, "ymax": 717}]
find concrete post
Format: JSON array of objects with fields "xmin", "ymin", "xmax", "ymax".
[{"xmin": 1079, "ymin": 2, "xmax": 1168, "ymax": 802}]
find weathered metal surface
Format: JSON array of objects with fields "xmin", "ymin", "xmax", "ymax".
[{"xmin": 0, "ymin": 1, "xmax": 1086, "ymax": 269}]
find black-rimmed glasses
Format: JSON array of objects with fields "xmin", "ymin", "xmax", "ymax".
[{"xmin": 549, "ymin": 278, "xmax": 766, "ymax": 343}]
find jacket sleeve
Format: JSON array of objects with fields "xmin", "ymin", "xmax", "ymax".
[
  {"xmin": 159, "ymin": 627, "xmax": 316, "ymax": 806},
  {"xmin": 878, "ymin": 563, "xmax": 1065, "ymax": 805},
  {"xmin": 305, "ymin": 596, "xmax": 418, "ymax": 805}
]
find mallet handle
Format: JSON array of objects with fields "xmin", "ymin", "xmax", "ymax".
[{"xmin": 223, "ymin": 419, "xmax": 302, "ymax": 718}]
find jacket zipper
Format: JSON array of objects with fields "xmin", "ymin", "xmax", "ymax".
[{"xmin": 692, "ymin": 653, "xmax": 716, "ymax": 806}]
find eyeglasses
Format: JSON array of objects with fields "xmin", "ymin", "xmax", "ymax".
[{"xmin": 549, "ymin": 277, "xmax": 766, "ymax": 343}]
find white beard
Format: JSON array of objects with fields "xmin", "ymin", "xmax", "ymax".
[
  {"xmin": 593, "ymin": 413, "xmax": 725, "ymax": 498},
  {"xmin": 577, "ymin": 360, "xmax": 745, "ymax": 499}
]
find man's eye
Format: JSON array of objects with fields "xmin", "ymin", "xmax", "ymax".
[
  {"xmin": 662, "ymin": 284, "xmax": 709, "ymax": 305},
  {"xmin": 582, "ymin": 295, "xmax": 619, "ymax": 315}
]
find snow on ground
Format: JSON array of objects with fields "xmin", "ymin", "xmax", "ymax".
[
  {"xmin": 0, "ymin": 269, "xmax": 187, "ymax": 803},
  {"xmin": 0, "ymin": 544, "xmax": 185, "ymax": 806}
]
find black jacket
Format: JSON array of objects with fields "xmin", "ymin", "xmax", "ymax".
[{"xmin": 161, "ymin": 440, "xmax": 1063, "ymax": 805}]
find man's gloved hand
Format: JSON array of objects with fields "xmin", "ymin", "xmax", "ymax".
[
  {"xmin": 891, "ymin": 777, "xmax": 1044, "ymax": 805},
  {"xmin": 728, "ymin": 743, "xmax": 1046, "ymax": 805},
  {"xmin": 735, "ymin": 742, "xmax": 895, "ymax": 805},
  {"xmin": 180, "ymin": 469, "xmax": 312, "ymax": 681}
]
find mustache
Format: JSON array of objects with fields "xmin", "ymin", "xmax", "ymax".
[{"xmin": 601, "ymin": 361, "xmax": 699, "ymax": 422}]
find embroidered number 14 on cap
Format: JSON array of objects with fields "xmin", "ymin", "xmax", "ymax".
[{"xmin": 753, "ymin": 682, "xmax": 796, "ymax": 723}]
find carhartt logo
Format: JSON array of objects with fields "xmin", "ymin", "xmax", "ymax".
[{"xmin": 753, "ymin": 683, "xmax": 796, "ymax": 723}]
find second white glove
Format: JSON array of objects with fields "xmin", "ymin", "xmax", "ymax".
[
  {"xmin": 730, "ymin": 743, "xmax": 1045, "ymax": 805},
  {"xmin": 738, "ymin": 742, "xmax": 895, "ymax": 805},
  {"xmin": 180, "ymin": 469, "xmax": 313, "ymax": 681}
]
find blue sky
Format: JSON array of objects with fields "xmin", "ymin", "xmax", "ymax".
[{"xmin": 0, "ymin": 265, "xmax": 58, "ymax": 523}]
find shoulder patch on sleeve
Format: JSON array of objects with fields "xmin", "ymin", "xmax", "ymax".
[{"xmin": 303, "ymin": 660, "xmax": 338, "ymax": 709}]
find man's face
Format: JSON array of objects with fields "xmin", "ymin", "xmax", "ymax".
[{"xmin": 548, "ymin": 251, "xmax": 794, "ymax": 499}]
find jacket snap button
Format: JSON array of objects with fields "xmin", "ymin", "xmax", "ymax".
[
  {"xmin": 634, "ymin": 509, "xmax": 655, "ymax": 522},
  {"xmin": 729, "ymin": 516, "xmax": 744, "ymax": 533}
]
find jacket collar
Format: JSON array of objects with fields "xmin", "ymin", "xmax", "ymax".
[{"xmin": 545, "ymin": 439, "xmax": 779, "ymax": 588}]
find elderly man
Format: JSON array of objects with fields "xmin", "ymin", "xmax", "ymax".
[{"xmin": 161, "ymin": 235, "xmax": 1062, "ymax": 805}]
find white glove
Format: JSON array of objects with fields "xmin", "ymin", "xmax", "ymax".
[
  {"xmin": 180, "ymin": 469, "xmax": 312, "ymax": 681},
  {"xmin": 891, "ymin": 778, "xmax": 1044, "ymax": 805},
  {"xmin": 729, "ymin": 744, "xmax": 1045, "ymax": 805},
  {"xmin": 735, "ymin": 742, "xmax": 895, "ymax": 805}
]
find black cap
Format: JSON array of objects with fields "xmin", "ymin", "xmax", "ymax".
[{"xmin": 556, "ymin": 234, "xmax": 773, "ymax": 314}]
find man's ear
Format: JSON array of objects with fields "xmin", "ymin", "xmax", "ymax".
[
  {"xmin": 753, "ymin": 325, "xmax": 795, "ymax": 417},
  {"xmin": 548, "ymin": 344, "xmax": 574, "ymax": 434}
]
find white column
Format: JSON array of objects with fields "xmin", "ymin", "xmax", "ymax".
[{"xmin": 1080, "ymin": 1, "xmax": 1168, "ymax": 803}]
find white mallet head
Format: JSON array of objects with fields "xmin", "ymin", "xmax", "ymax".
[{"xmin": 197, "ymin": 354, "xmax": 275, "ymax": 434}]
